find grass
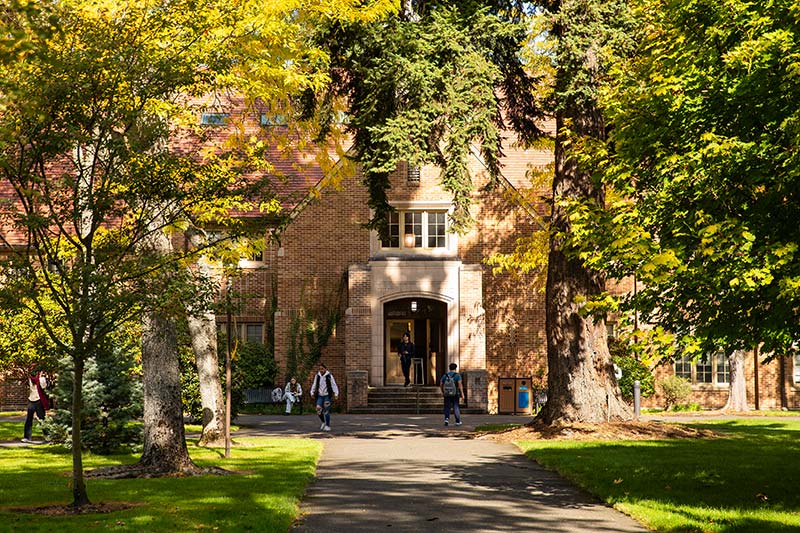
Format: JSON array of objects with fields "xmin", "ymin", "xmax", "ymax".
[
  {"xmin": 0, "ymin": 427, "xmax": 322, "ymax": 532},
  {"xmin": 517, "ymin": 419, "xmax": 800, "ymax": 532}
]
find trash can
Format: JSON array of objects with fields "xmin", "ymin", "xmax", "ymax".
[
  {"xmin": 498, "ymin": 377, "xmax": 532, "ymax": 414},
  {"xmin": 516, "ymin": 379, "xmax": 532, "ymax": 415},
  {"xmin": 498, "ymin": 378, "xmax": 516, "ymax": 413}
]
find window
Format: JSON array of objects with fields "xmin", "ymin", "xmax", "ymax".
[
  {"xmin": 245, "ymin": 324, "xmax": 264, "ymax": 344},
  {"xmin": 793, "ymin": 353, "xmax": 800, "ymax": 386},
  {"xmin": 715, "ymin": 354, "xmax": 730, "ymax": 385},
  {"xmin": 407, "ymin": 164, "xmax": 421, "ymax": 184},
  {"xmin": 674, "ymin": 352, "xmax": 729, "ymax": 385},
  {"xmin": 695, "ymin": 356, "xmax": 713, "ymax": 383},
  {"xmin": 381, "ymin": 210, "xmax": 448, "ymax": 250},
  {"xmin": 260, "ymin": 113, "xmax": 287, "ymax": 126},
  {"xmin": 218, "ymin": 322, "xmax": 264, "ymax": 345},
  {"xmin": 201, "ymin": 113, "xmax": 230, "ymax": 126},
  {"xmin": 675, "ymin": 355, "xmax": 692, "ymax": 380}
]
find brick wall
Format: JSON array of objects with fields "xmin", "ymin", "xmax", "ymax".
[
  {"xmin": 274, "ymin": 168, "xmax": 372, "ymax": 401},
  {"xmin": 642, "ymin": 350, "xmax": 800, "ymax": 410},
  {"xmin": 1, "ymin": 374, "xmax": 27, "ymax": 410}
]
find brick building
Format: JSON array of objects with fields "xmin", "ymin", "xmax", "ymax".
[{"xmin": 2, "ymin": 99, "xmax": 799, "ymax": 413}]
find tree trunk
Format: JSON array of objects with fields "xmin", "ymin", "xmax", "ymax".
[
  {"xmin": 70, "ymin": 356, "xmax": 91, "ymax": 507},
  {"xmin": 722, "ymin": 349, "xmax": 750, "ymax": 412},
  {"xmin": 187, "ymin": 309, "xmax": 226, "ymax": 446},
  {"xmin": 136, "ymin": 212, "xmax": 199, "ymax": 474},
  {"xmin": 538, "ymin": 0, "xmax": 632, "ymax": 423},
  {"xmin": 184, "ymin": 230, "xmax": 226, "ymax": 446},
  {"xmin": 139, "ymin": 311, "xmax": 200, "ymax": 473}
]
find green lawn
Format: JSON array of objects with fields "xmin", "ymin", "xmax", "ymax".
[
  {"xmin": 517, "ymin": 419, "xmax": 800, "ymax": 533},
  {"xmin": 0, "ymin": 417, "xmax": 43, "ymax": 441},
  {"xmin": 0, "ymin": 433, "xmax": 322, "ymax": 532}
]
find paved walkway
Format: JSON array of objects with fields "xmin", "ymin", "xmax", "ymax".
[{"xmin": 235, "ymin": 414, "xmax": 647, "ymax": 533}]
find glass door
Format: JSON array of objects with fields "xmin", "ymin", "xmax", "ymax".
[{"xmin": 385, "ymin": 320, "xmax": 412, "ymax": 385}]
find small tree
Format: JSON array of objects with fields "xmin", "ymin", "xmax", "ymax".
[
  {"xmin": 42, "ymin": 340, "xmax": 143, "ymax": 455},
  {"xmin": 659, "ymin": 376, "xmax": 692, "ymax": 411}
]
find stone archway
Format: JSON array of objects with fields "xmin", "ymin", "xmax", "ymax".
[{"xmin": 384, "ymin": 297, "xmax": 448, "ymax": 385}]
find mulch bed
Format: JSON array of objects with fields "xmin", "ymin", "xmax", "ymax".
[
  {"xmin": 480, "ymin": 420, "xmax": 718, "ymax": 443},
  {"xmin": 9, "ymin": 502, "xmax": 140, "ymax": 516}
]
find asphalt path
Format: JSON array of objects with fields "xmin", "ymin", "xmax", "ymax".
[{"xmin": 236, "ymin": 414, "xmax": 648, "ymax": 533}]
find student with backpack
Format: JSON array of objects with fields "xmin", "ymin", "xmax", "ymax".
[{"xmin": 440, "ymin": 363, "xmax": 465, "ymax": 427}]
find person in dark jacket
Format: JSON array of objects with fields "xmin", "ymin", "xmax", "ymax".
[{"xmin": 397, "ymin": 333, "xmax": 414, "ymax": 387}]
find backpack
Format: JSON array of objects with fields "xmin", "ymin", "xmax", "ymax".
[{"xmin": 442, "ymin": 372, "xmax": 458, "ymax": 397}]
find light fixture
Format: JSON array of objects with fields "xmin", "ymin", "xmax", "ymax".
[
  {"xmin": 403, "ymin": 233, "xmax": 416, "ymax": 248},
  {"xmin": 411, "ymin": 301, "xmax": 417, "ymax": 312}
]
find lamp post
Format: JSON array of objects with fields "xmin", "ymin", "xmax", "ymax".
[{"xmin": 225, "ymin": 278, "xmax": 232, "ymax": 459}]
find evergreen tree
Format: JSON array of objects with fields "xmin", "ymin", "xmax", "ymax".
[{"xmin": 43, "ymin": 337, "xmax": 143, "ymax": 455}]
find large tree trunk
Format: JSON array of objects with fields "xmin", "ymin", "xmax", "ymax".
[
  {"xmin": 540, "ymin": 162, "xmax": 631, "ymax": 424},
  {"xmin": 538, "ymin": 0, "xmax": 631, "ymax": 424},
  {"xmin": 722, "ymin": 350, "xmax": 750, "ymax": 412},
  {"xmin": 138, "ymin": 311, "xmax": 201, "ymax": 473}
]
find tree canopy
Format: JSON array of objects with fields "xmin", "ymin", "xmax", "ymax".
[
  {"xmin": 0, "ymin": 0, "xmax": 396, "ymax": 507},
  {"xmin": 307, "ymin": 0, "xmax": 546, "ymax": 236},
  {"xmin": 564, "ymin": 0, "xmax": 800, "ymax": 360}
]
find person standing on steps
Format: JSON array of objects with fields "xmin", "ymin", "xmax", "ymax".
[
  {"xmin": 440, "ymin": 363, "xmax": 465, "ymax": 427},
  {"xmin": 310, "ymin": 363, "xmax": 338, "ymax": 431},
  {"xmin": 397, "ymin": 332, "xmax": 414, "ymax": 387}
]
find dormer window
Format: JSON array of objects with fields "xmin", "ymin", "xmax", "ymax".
[
  {"xmin": 201, "ymin": 113, "xmax": 230, "ymax": 126},
  {"xmin": 407, "ymin": 164, "xmax": 421, "ymax": 184},
  {"xmin": 381, "ymin": 210, "xmax": 448, "ymax": 249},
  {"xmin": 260, "ymin": 113, "xmax": 288, "ymax": 126}
]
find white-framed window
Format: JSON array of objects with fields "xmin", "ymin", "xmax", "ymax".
[
  {"xmin": 407, "ymin": 164, "xmax": 421, "ymax": 184},
  {"xmin": 381, "ymin": 209, "xmax": 449, "ymax": 250},
  {"xmin": 674, "ymin": 352, "xmax": 730, "ymax": 386},
  {"xmin": 793, "ymin": 353, "xmax": 800, "ymax": 386}
]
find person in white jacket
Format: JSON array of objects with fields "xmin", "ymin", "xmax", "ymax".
[
  {"xmin": 310, "ymin": 363, "xmax": 339, "ymax": 431},
  {"xmin": 23, "ymin": 370, "xmax": 49, "ymax": 443},
  {"xmin": 282, "ymin": 377, "xmax": 303, "ymax": 415}
]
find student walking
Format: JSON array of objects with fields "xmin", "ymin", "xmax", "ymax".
[
  {"xmin": 310, "ymin": 363, "xmax": 339, "ymax": 431},
  {"xmin": 22, "ymin": 369, "xmax": 49, "ymax": 443},
  {"xmin": 440, "ymin": 363, "xmax": 465, "ymax": 427}
]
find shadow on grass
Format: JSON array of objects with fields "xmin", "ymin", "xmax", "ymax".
[
  {"xmin": 518, "ymin": 422, "xmax": 800, "ymax": 533},
  {"xmin": 0, "ymin": 437, "xmax": 320, "ymax": 532}
]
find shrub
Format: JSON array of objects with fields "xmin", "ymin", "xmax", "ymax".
[
  {"xmin": 180, "ymin": 335, "xmax": 278, "ymax": 422},
  {"xmin": 609, "ymin": 339, "xmax": 655, "ymax": 401},
  {"xmin": 671, "ymin": 402, "xmax": 701, "ymax": 412},
  {"xmin": 42, "ymin": 340, "xmax": 143, "ymax": 454},
  {"xmin": 659, "ymin": 375, "xmax": 692, "ymax": 410}
]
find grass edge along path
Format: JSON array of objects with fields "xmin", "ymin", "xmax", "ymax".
[
  {"xmin": 0, "ymin": 435, "xmax": 322, "ymax": 532},
  {"xmin": 515, "ymin": 419, "xmax": 800, "ymax": 533}
]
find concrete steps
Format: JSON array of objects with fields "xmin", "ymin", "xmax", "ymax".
[{"xmin": 349, "ymin": 385, "xmax": 484, "ymax": 415}]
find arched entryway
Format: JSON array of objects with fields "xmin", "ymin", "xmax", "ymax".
[{"xmin": 384, "ymin": 297, "xmax": 447, "ymax": 385}]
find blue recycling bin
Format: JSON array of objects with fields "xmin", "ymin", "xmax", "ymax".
[{"xmin": 516, "ymin": 380, "xmax": 531, "ymax": 413}]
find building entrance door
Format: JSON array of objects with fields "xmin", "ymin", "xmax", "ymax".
[{"xmin": 384, "ymin": 298, "xmax": 447, "ymax": 385}]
